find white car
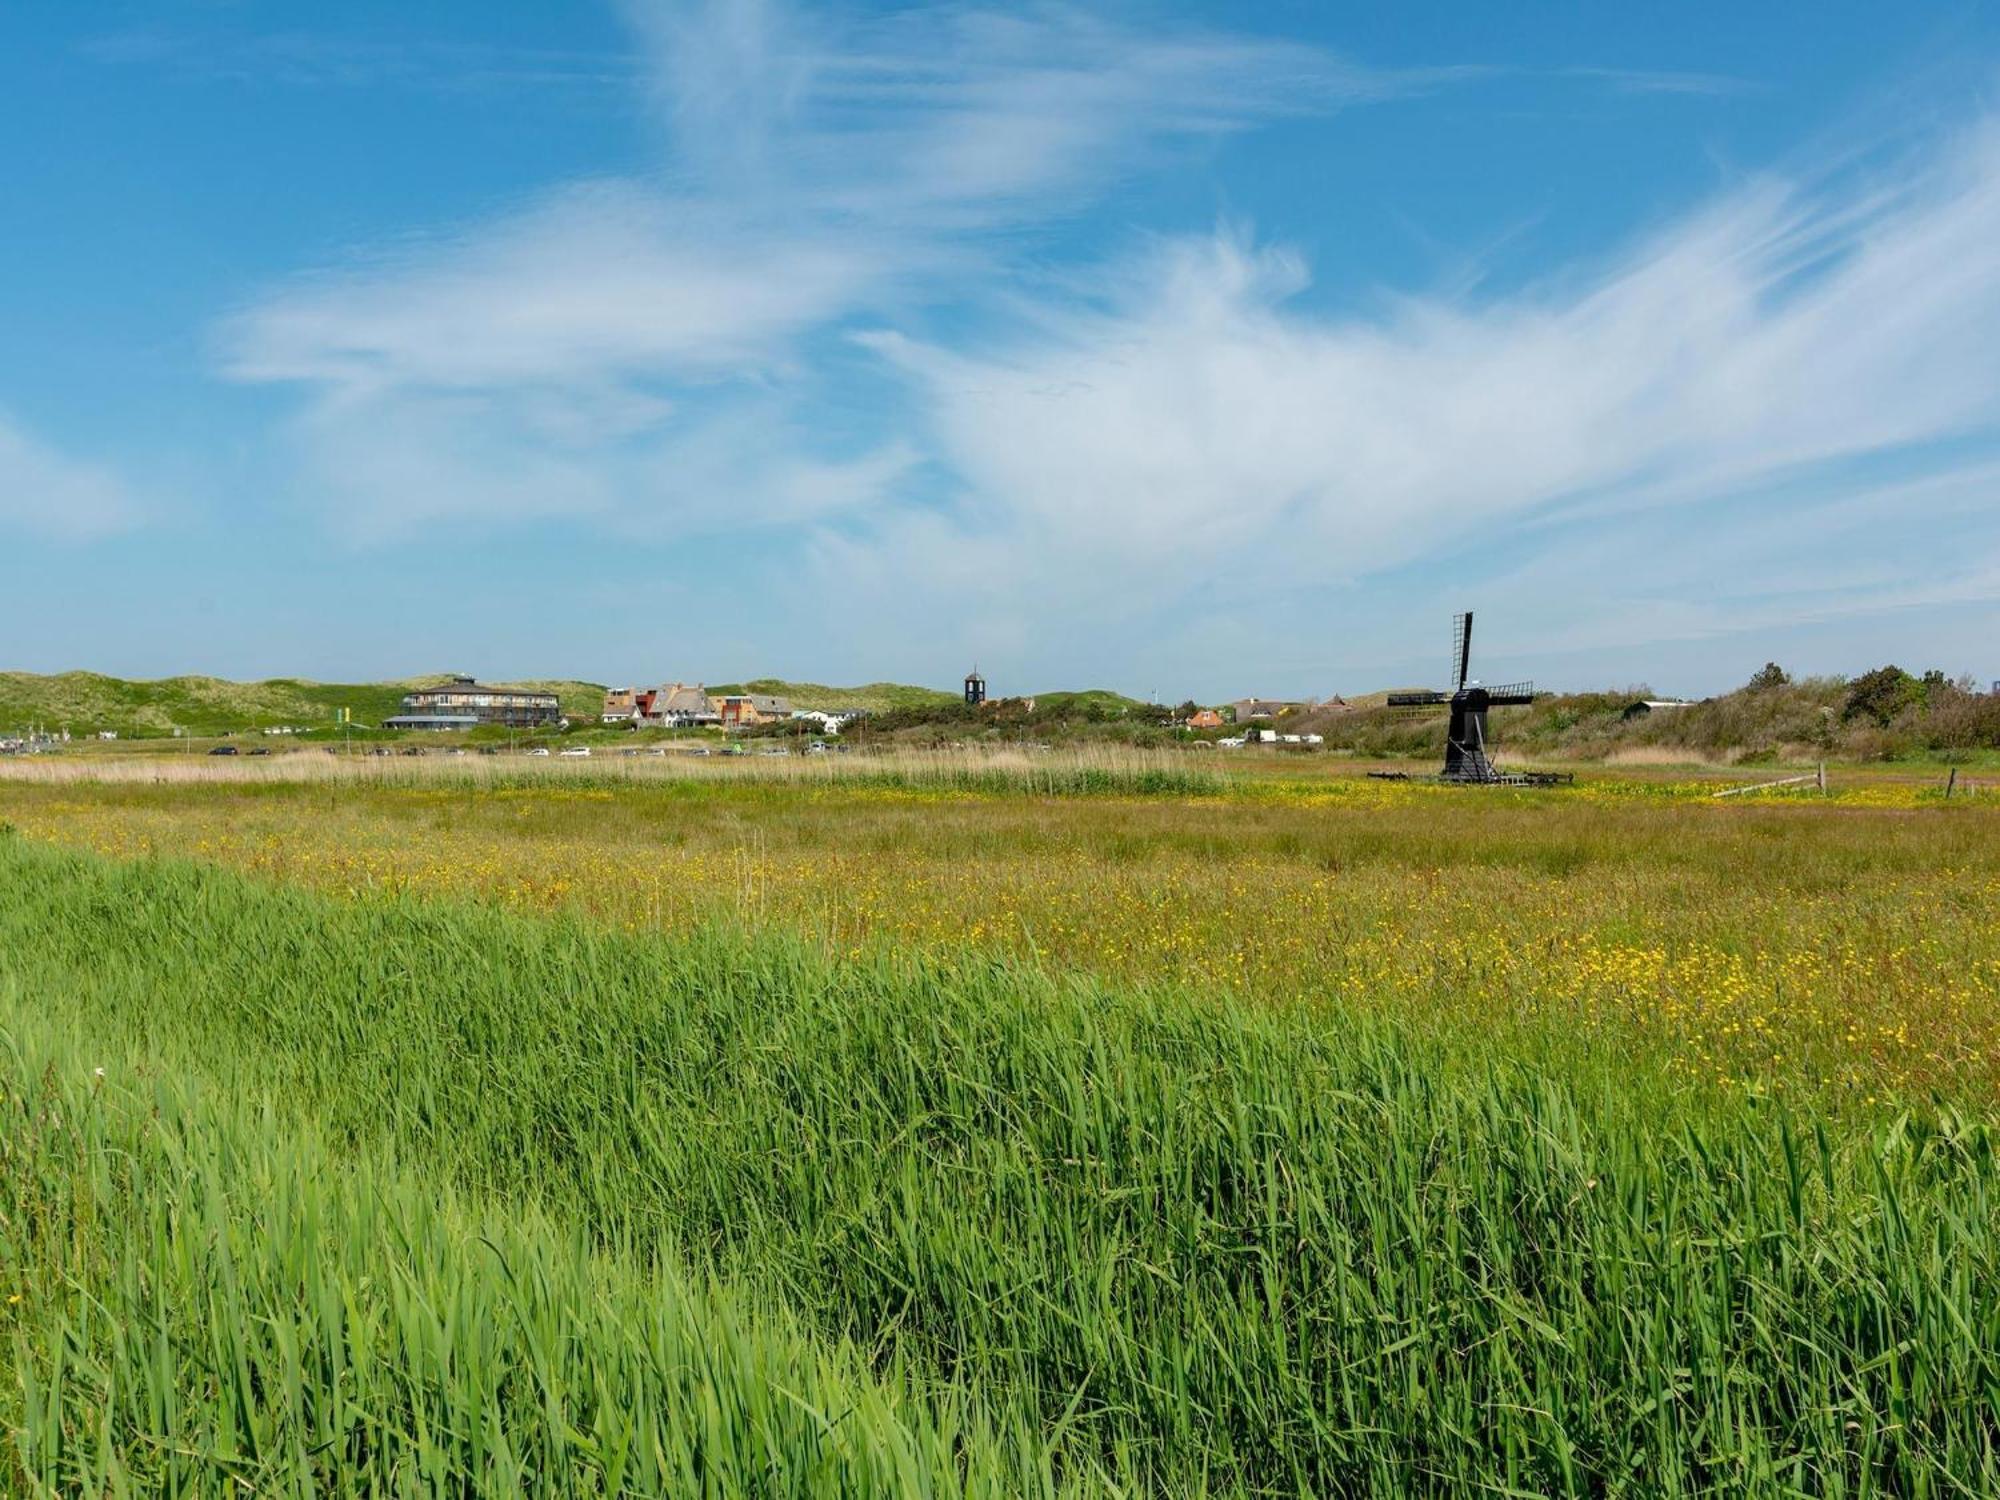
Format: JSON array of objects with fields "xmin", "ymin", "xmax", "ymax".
[
  {"xmin": 559, "ymin": 746, "xmax": 591, "ymax": 758},
  {"xmin": 1217, "ymin": 736, "xmax": 1246, "ymax": 748},
  {"xmin": 525, "ymin": 747, "xmax": 551, "ymax": 757}
]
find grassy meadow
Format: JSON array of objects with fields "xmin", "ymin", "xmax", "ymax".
[{"xmin": 2, "ymin": 753, "xmax": 1998, "ymax": 1494}]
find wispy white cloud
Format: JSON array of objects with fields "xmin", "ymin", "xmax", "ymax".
[
  {"xmin": 294, "ymin": 382, "xmax": 921, "ymax": 544},
  {"xmin": 1457, "ymin": 461, "xmax": 2000, "ymax": 671},
  {"xmin": 220, "ymin": 0, "xmax": 1442, "ymax": 541},
  {"xmin": 850, "ymin": 118, "xmax": 2000, "ymax": 666},
  {"xmin": 212, "ymin": 0, "xmax": 2000, "ymax": 690},
  {"xmin": 223, "ymin": 181, "xmax": 905, "ymax": 392},
  {"xmin": 631, "ymin": 1, "xmax": 1463, "ymax": 220},
  {"xmin": 0, "ymin": 412, "xmax": 141, "ymax": 539}
]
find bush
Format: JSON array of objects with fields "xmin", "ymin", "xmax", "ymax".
[
  {"xmin": 1919, "ymin": 689, "xmax": 2000, "ymax": 751},
  {"xmin": 1844, "ymin": 666, "xmax": 1921, "ymax": 726}
]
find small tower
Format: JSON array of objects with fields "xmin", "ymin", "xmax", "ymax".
[{"xmin": 964, "ymin": 667, "xmax": 987, "ymax": 706}]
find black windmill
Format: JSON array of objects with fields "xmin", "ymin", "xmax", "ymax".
[
  {"xmin": 964, "ymin": 667, "xmax": 987, "ymax": 706},
  {"xmin": 1387, "ymin": 612, "xmax": 1535, "ymax": 782}
]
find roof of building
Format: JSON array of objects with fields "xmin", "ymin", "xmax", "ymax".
[
  {"xmin": 408, "ymin": 678, "xmax": 557, "ymax": 700},
  {"xmin": 655, "ymin": 683, "xmax": 715, "ymax": 714}
]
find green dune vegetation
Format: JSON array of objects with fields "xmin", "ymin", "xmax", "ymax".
[
  {"xmin": 705, "ymin": 679, "xmax": 961, "ymax": 714},
  {"xmin": 0, "ymin": 671, "xmax": 606, "ymax": 738},
  {"xmin": 12, "ymin": 657, "xmax": 1994, "ymax": 764},
  {"xmin": 1283, "ymin": 664, "xmax": 2000, "ymax": 765}
]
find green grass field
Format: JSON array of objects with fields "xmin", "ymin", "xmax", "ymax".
[{"xmin": 1, "ymin": 759, "xmax": 1997, "ymax": 1495}]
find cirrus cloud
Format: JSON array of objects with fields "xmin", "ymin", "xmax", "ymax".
[
  {"xmin": 218, "ymin": 0, "xmax": 1464, "ymax": 542},
  {"xmin": 841, "ymin": 118, "xmax": 2000, "ymax": 663},
  {"xmin": 210, "ymin": 1, "xmax": 2000, "ymax": 690}
]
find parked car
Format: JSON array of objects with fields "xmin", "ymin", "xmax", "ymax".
[
  {"xmin": 526, "ymin": 747, "xmax": 551, "ymax": 757},
  {"xmin": 559, "ymin": 746, "xmax": 591, "ymax": 758},
  {"xmin": 246, "ymin": 747, "xmax": 271, "ymax": 756},
  {"xmin": 207, "ymin": 745, "xmax": 238, "ymax": 756}
]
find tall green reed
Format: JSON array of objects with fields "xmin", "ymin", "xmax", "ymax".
[{"xmin": 3, "ymin": 840, "xmax": 1998, "ymax": 1495}]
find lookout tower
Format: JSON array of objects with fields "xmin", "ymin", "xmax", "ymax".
[{"xmin": 964, "ymin": 667, "xmax": 987, "ymax": 706}]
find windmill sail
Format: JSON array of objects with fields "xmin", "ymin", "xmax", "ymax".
[{"xmin": 1452, "ymin": 612, "xmax": 1473, "ymax": 691}]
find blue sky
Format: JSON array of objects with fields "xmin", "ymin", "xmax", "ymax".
[{"xmin": 4, "ymin": 1, "xmax": 1999, "ymax": 699}]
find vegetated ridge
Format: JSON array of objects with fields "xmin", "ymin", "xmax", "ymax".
[
  {"xmin": 8, "ymin": 662, "xmax": 1997, "ymax": 759},
  {"xmin": 0, "ymin": 670, "xmax": 1142, "ymax": 739},
  {"xmin": 1293, "ymin": 662, "xmax": 2000, "ymax": 762},
  {"xmin": 704, "ymin": 678, "xmax": 959, "ymax": 714},
  {"xmin": 0, "ymin": 671, "xmax": 605, "ymax": 736}
]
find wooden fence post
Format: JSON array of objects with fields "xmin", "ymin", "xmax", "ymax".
[{"xmin": 1946, "ymin": 766, "xmax": 1957, "ymax": 799}]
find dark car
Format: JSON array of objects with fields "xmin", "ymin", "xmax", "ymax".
[
  {"xmin": 247, "ymin": 747, "xmax": 271, "ymax": 756},
  {"xmin": 208, "ymin": 745, "xmax": 238, "ymax": 756}
]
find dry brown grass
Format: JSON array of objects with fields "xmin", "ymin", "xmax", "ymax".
[
  {"xmin": 1599, "ymin": 745, "xmax": 1727, "ymax": 767},
  {"xmin": 0, "ymin": 742, "xmax": 1214, "ymax": 792}
]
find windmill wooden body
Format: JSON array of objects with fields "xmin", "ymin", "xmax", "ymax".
[{"xmin": 1387, "ymin": 612, "xmax": 1536, "ymax": 782}]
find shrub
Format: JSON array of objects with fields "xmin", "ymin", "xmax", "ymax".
[{"xmin": 1844, "ymin": 666, "xmax": 1921, "ymax": 726}]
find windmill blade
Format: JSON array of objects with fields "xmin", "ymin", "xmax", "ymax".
[
  {"xmin": 1483, "ymin": 681, "xmax": 1535, "ymax": 706},
  {"xmin": 1386, "ymin": 690, "xmax": 1448, "ymax": 706},
  {"xmin": 1452, "ymin": 612, "xmax": 1473, "ymax": 691}
]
